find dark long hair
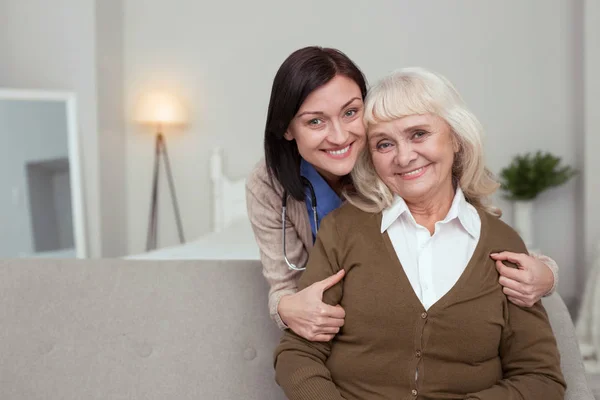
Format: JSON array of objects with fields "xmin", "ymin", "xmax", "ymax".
[{"xmin": 264, "ymin": 46, "xmax": 368, "ymax": 200}]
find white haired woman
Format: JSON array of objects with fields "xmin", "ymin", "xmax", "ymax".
[{"xmin": 274, "ymin": 68, "xmax": 566, "ymax": 399}]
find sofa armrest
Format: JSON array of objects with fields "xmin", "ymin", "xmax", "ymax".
[{"xmin": 543, "ymin": 293, "xmax": 595, "ymax": 400}]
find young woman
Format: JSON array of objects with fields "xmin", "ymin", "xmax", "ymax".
[{"xmin": 245, "ymin": 46, "xmax": 558, "ymax": 342}]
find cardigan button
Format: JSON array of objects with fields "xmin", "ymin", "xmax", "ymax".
[
  {"xmin": 416, "ymin": 350, "xmax": 422, "ymax": 358},
  {"xmin": 412, "ymin": 389, "xmax": 418, "ymax": 396},
  {"xmin": 421, "ymin": 312, "xmax": 428, "ymax": 319}
]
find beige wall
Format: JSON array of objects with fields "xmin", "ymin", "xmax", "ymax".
[
  {"xmin": 96, "ymin": 0, "xmax": 128, "ymax": 257},
  {"xmin": 585, "ymin": 0, "xmax": 600, "ymax": 266}
]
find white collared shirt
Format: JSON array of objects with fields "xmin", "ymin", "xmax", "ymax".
[{"xmin": 380, "ymin": 188, "xmax": 481, "ymax": 311}]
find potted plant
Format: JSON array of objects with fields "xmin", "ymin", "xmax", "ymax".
[{"xmin": 499, "ymin": 151, "xmax": 577, "ymax": 249}]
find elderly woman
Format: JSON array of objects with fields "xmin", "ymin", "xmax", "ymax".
[{"xmin": 274, "ymin": 68, "xmax": 566, "ymax": 399}]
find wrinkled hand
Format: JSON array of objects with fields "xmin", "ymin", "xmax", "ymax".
[
  {"xmin": 278, "ymin": 270, "xmax": 346, "ymax": 342},
  {"xmin": 490, "ymin": 252, "xmax": 555, "ymax": 307}
]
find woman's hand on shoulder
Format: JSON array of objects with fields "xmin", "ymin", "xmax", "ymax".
[
  {"xmin": 490, "ymin": 251, "xmax": 555, "ymax": 307},
  {"xmin": 278, "ymin": 270, "xmax": 346, "ymax": 342}
]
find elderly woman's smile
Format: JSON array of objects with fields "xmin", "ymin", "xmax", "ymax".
[{"xmin": 396, "ymin": 164, "xmax": 430, "ymax": 179}]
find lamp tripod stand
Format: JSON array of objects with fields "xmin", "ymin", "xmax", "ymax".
[{"xmin": 146, "ymin": 131, "xmax": 185, "ymax": 251}]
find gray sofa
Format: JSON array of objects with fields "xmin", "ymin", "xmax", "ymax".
[{"xmin": 0, "ymin": 259, "xmax": 593, "ymax": 399}]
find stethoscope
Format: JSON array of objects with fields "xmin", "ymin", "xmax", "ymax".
[{"xmin": 282, "ymin": 177, "xmax": 318, "ymax": 271}]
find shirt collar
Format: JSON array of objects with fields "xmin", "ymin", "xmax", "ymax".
[
  {"xmin": 380, "ymin": 194, "xmax": 410, "ymax": 233},
  {"xmin": 300, "ymin": 158, "xmax": 342, "ymax": 223},
  {"xmin": 380, "ymin": 187, "xmax": 478, "ymax": 238}
]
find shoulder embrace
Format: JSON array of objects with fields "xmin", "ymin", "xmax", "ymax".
[{"xmin": 481, "ymin": 210, "xmax": 528, "ymax": 254}]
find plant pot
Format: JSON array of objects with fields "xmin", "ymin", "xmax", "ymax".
[{"xmin": 513, "ymin": 200, "xmax": 534, "ymax": 249}]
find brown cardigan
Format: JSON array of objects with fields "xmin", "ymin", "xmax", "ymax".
[{"xmin": 274, "ymin": 203, "xmax": 566, "ymax": 400}]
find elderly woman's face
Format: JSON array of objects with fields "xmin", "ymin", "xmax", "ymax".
[{"xmin": 368, "ymin": 114, "xmax": 458, "ymax": 203}]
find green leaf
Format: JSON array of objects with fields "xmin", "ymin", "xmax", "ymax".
[{"xmin": 498, "ymin": 151, "xmax": 577, "ymax": 200}]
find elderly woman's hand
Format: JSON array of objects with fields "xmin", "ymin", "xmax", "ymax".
[
  {"xmin": 278, "ymin": 270, "xmax": 346, "ymax": 342},
  {"xmin": 490, "ymin": 252, "xmax": 555, "ymax": 307}
]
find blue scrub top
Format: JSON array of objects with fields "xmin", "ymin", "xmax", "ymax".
[{"xmin": 300, "ymin": 159, "xmax": 343, "ymax": 241}]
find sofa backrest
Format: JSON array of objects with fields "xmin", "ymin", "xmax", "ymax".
[{"xmin": 0, "ymin": 259, "xmax": 286, "ymax": 400}]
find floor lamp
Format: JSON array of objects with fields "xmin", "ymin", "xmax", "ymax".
[
  {"xmin": 135, "ymin": 91, "xmax": 187, "ymax": 251},
  {"xmin": 146, "ymin": 129, "xmax": 185, "ymax": 250}
]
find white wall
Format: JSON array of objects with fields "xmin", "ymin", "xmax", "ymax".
[
  {"xmin": 0, "ymin": 0, "xmax": 102, "ymax": 256},
  {"xmin": 124, "ymin": 0, "xmax": 584, "ymax": 302},
  {"xmin": 96, "ymin": 0, "xmax": 128, "ymax": 257},
  {"xmin": 585, "ymin": 0, "xmax": 600, "ymax": 266},
  {"xmin": 0, "ymin": 100, "xmax": 69, "ymax": 256}
]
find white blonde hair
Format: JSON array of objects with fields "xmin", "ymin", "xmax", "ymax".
[{"xmin": 346, "ymin": 67, "xmax": 501, "ymax": 216}]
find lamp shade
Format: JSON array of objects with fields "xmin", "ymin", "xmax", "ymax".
[{"xmin": 134, "ymin": 91, "xmax": 187, "ymax": 126}]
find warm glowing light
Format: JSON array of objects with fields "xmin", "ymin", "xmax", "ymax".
[{"xmin": 134, "ymin": 91, "xmax": 187, "ymax": 126}]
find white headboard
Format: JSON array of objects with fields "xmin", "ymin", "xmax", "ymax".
[{"xmin": 210, "ymin": 148, "xmax": 249, "ymax": 233}]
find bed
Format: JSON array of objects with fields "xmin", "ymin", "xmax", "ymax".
[{"xmin": 128, "ymin": 148, "xmax": 260, "ymax": 260}]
